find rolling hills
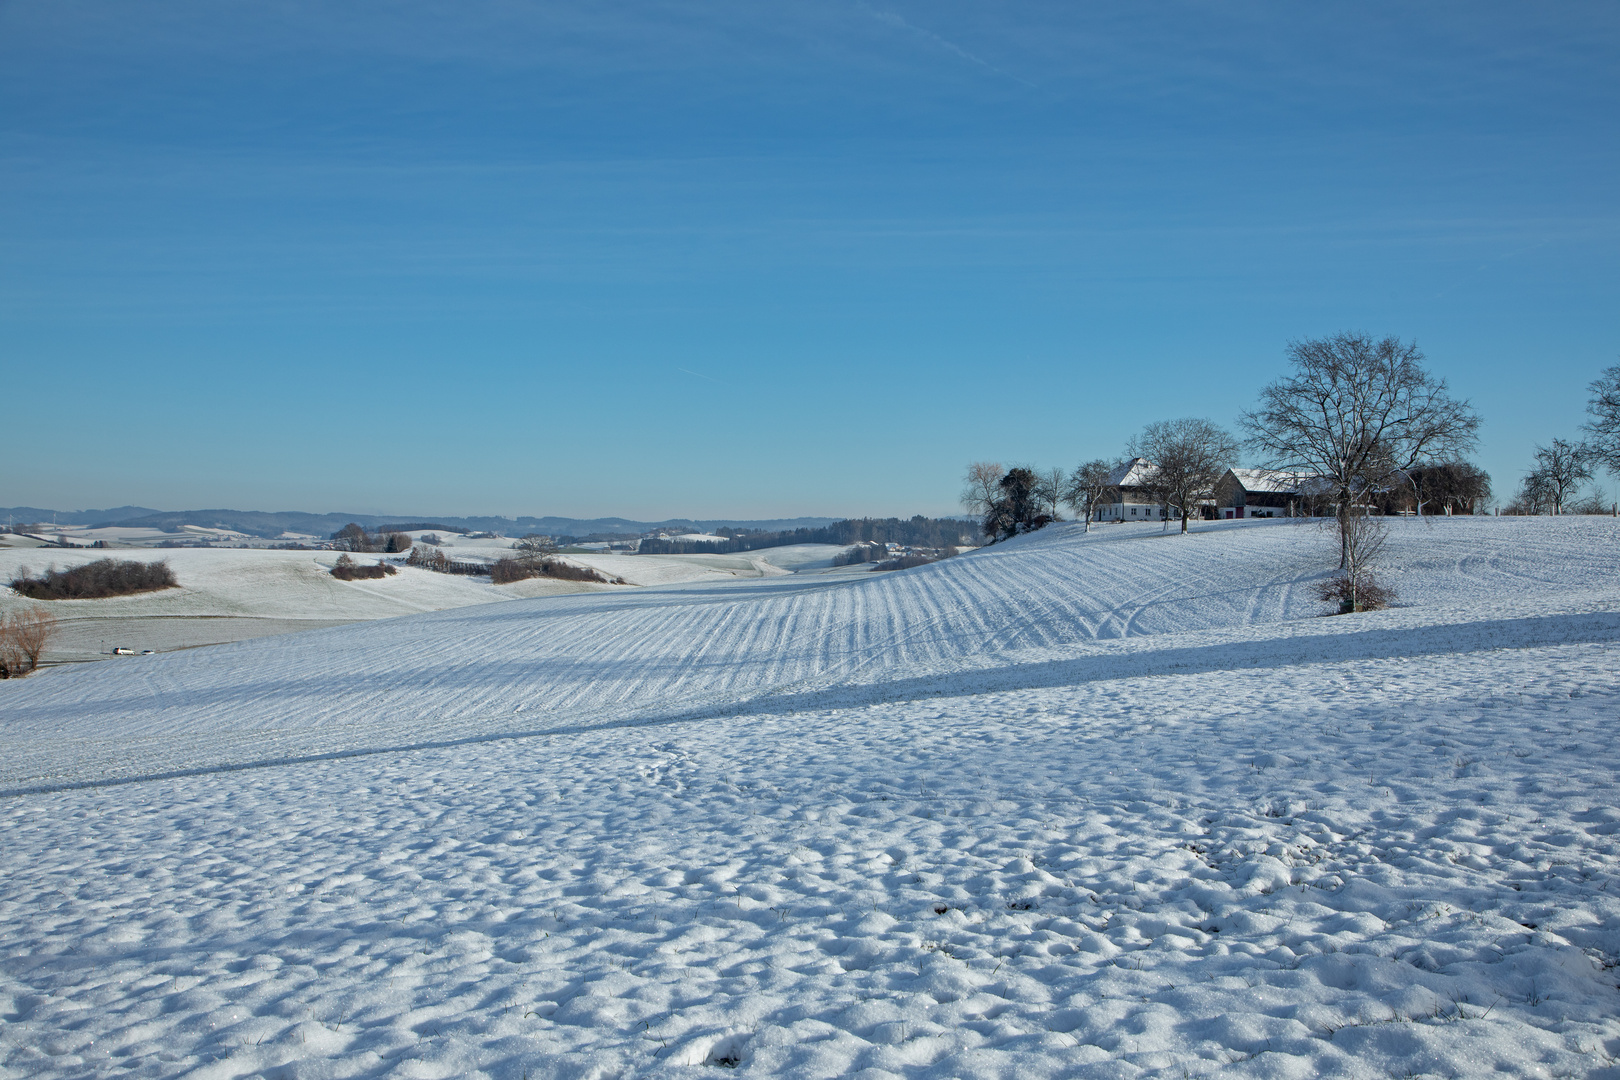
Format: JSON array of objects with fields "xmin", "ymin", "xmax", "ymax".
[{"xmin": 2, "ymin": 516, "xmax": 1618, "ymax": 1078}]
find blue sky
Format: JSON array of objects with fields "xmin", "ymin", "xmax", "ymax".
[{"xmin": 3, "ymin": 1, "xmax": 1616, "ymax": 519}]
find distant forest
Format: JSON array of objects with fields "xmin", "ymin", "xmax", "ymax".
[
  {"xmin": 637, "ymin": 516, "xmax": 978, "ymax": 555},
  {"xmin": 0, "ymin": 507, "xmax": 841, "ymax": 540}
]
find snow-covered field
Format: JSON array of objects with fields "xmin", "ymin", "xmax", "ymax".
[
  {"xmin": 2, "ymin": 517, "xmax": 1618, "ymax": 1078},
  {"xmin": 0, "ymin": 549, "xmax": 596, "ymax": 661},
  {"xmin": 0, "ymin": 545, "xmax": 844, "ymax": 660}
]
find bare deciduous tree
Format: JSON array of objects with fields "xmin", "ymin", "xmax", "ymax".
[
  {"xmin": 1064, "ymin": 459, "xmax": 1118, "ymax": 532},
  {"xmin": 333, "ymin": 523, "xmax": 370, "ymax": 552},
  {"xmin": 1033, "ymin": 467, "xmax": 1067, "ymax": 522},
  {"xmin": 1526, "ymin": 439, "xmax": 1592, "ymax": 515},
  {"xmin": 961, "ymin": 462, "xmax": 1006, "ymax": 527},
  {"xmin": 513, "ymin": 534, "xmax": 558, "ymax": 564},
  {"xmin": 0, "ymin": 607, "xmax": 55, "ymax": 677},
  {"xmin": 1583, "ymin": 361, "xmax": 1620, "ymax": 476},
  {"xmin": 1242, "ymin": 332, "xmax": 1480, "ymax": 565},
  {"xmin": 1509, "ymin": 471, "xmax": 1553, "ymax": 515},
  {"xmin": 1126, "ymin": 419, "xmax": 1239, "ymax": 534}
]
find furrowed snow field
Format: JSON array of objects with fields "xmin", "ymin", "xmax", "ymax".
[
  {"xmin": 0, "ymin": 545, "xmax": 831, "ymax": 662},
  {"xmin": 2, "ymin": 517, "xmax": 1619, "ymax": 1078}
]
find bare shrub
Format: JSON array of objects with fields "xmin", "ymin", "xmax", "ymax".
[
  {"xmin": 0, "ymin": 607, "xmax": 55, "ymax": 677},
  {"xmin": 9, "ymin": 559, "xmax": 178, "ymax": 600},
  {"xmin": 1316, "ymin": 574, "xmax": 1394, "ymax": 614},
  {"xmin": 1317, "ymin": 509, "xmax": 1394, "ymax": 614},
  {"xmin": 490, "ymin": 557, "xmax": 535, "ymax": 584},
  {"xmin": 330, "ymin": 554, "xmax": 397, "ymax": 581}
]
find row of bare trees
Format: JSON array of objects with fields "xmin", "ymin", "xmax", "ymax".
[
  {"xmin": 331, "ymin": 523, "xmax": 412, "ymax": 553},
  {"xmin": 1503, "ymin": 369, "xmax": 1620, "ymax": 515}
]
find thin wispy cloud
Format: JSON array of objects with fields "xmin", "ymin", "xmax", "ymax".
[{"xmin": 855, "ymin": 2, "xmax": 1037, "ymax": 89}]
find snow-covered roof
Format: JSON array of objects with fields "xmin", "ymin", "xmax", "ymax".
[
  {"xmin": 1226, "ymin": 468, "xmax": 1310, "ymax": 495},
  {"xmin": 1108, "ymin": 457, "xmax": 1159, "ymax": 488}
]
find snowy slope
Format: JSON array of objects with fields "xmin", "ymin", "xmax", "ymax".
[
  {"xmin": 0, "ymin": 548, "xmax": 621, "ymax": 661},
  {"xmin": 3, "ymin": 517, "xmax": 1615, "ymax": 791},
  {"xmin": 2, "ymin": 517, "xmax": 1619, "ymax": 1078},
  {"xmin": 0, "ymin": 544, "xmax": 825, "ymax": 660}
]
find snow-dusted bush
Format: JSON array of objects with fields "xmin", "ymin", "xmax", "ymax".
[
  {"xmin": 330, "ymin": 554, "xmax": 397, "ymax": 581},
  {"xmin": 490, "ymin": 557, "xmax": 533, "ymax": 584},
  {"xmin": 1315, "ymin": 573, "xmax": 1393, "ymax": 614}
]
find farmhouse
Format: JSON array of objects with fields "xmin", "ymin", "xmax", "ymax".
[
  {"xmin": 1215, "ymin": 468, "xmax": 1314, "ymax": 519},
  {"xmin": 1096, "ymin": 458, "xmax": 1174, "ymax": 522},
  {"xmin": 1094, "ymin": 460, "xmax": 1328, "ymax": 523}
]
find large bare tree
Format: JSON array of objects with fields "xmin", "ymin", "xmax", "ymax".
[
  {"xmin": 1242, "ymin": 333, "xmax": 1480, "ymax": 564},
  {"xmin": 1527, "ymin": 439, "xmax": 1592, "ymax": 514},
  {"xmin": 1127, "ymin": 419, "xmax": 1240, "ymax": 534},
  {"xmin": 0, "ymin": 607, "xmax": 54, "ymax": 678},
  {"xmin": 1064, "ymin": 459, "xmax": 1117, "ymax": 532},
  {"xmin": 960, "ymin": 462, "xmax": 1005, "ymax": 523},
  {"xmin": 1583, "ymin": 361, "xmax": 1620, "ymax": 476},
  {"xmin": 513, "ymin": 533, "xmax": 558, "ymax": 565}
]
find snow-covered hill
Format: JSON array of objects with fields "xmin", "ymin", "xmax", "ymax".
[
  {"xmin": 0, "ymin": 544, "xmax": 844, "ymax": 660},
  {"xmin": 3, "ymin": 517, "xmax": 1618, "ymax": 1078}
]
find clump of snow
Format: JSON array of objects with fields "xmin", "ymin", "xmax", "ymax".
[{"xmin": 2, "ymin": 516, "xmax": 1618, "ymax": 1077}]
